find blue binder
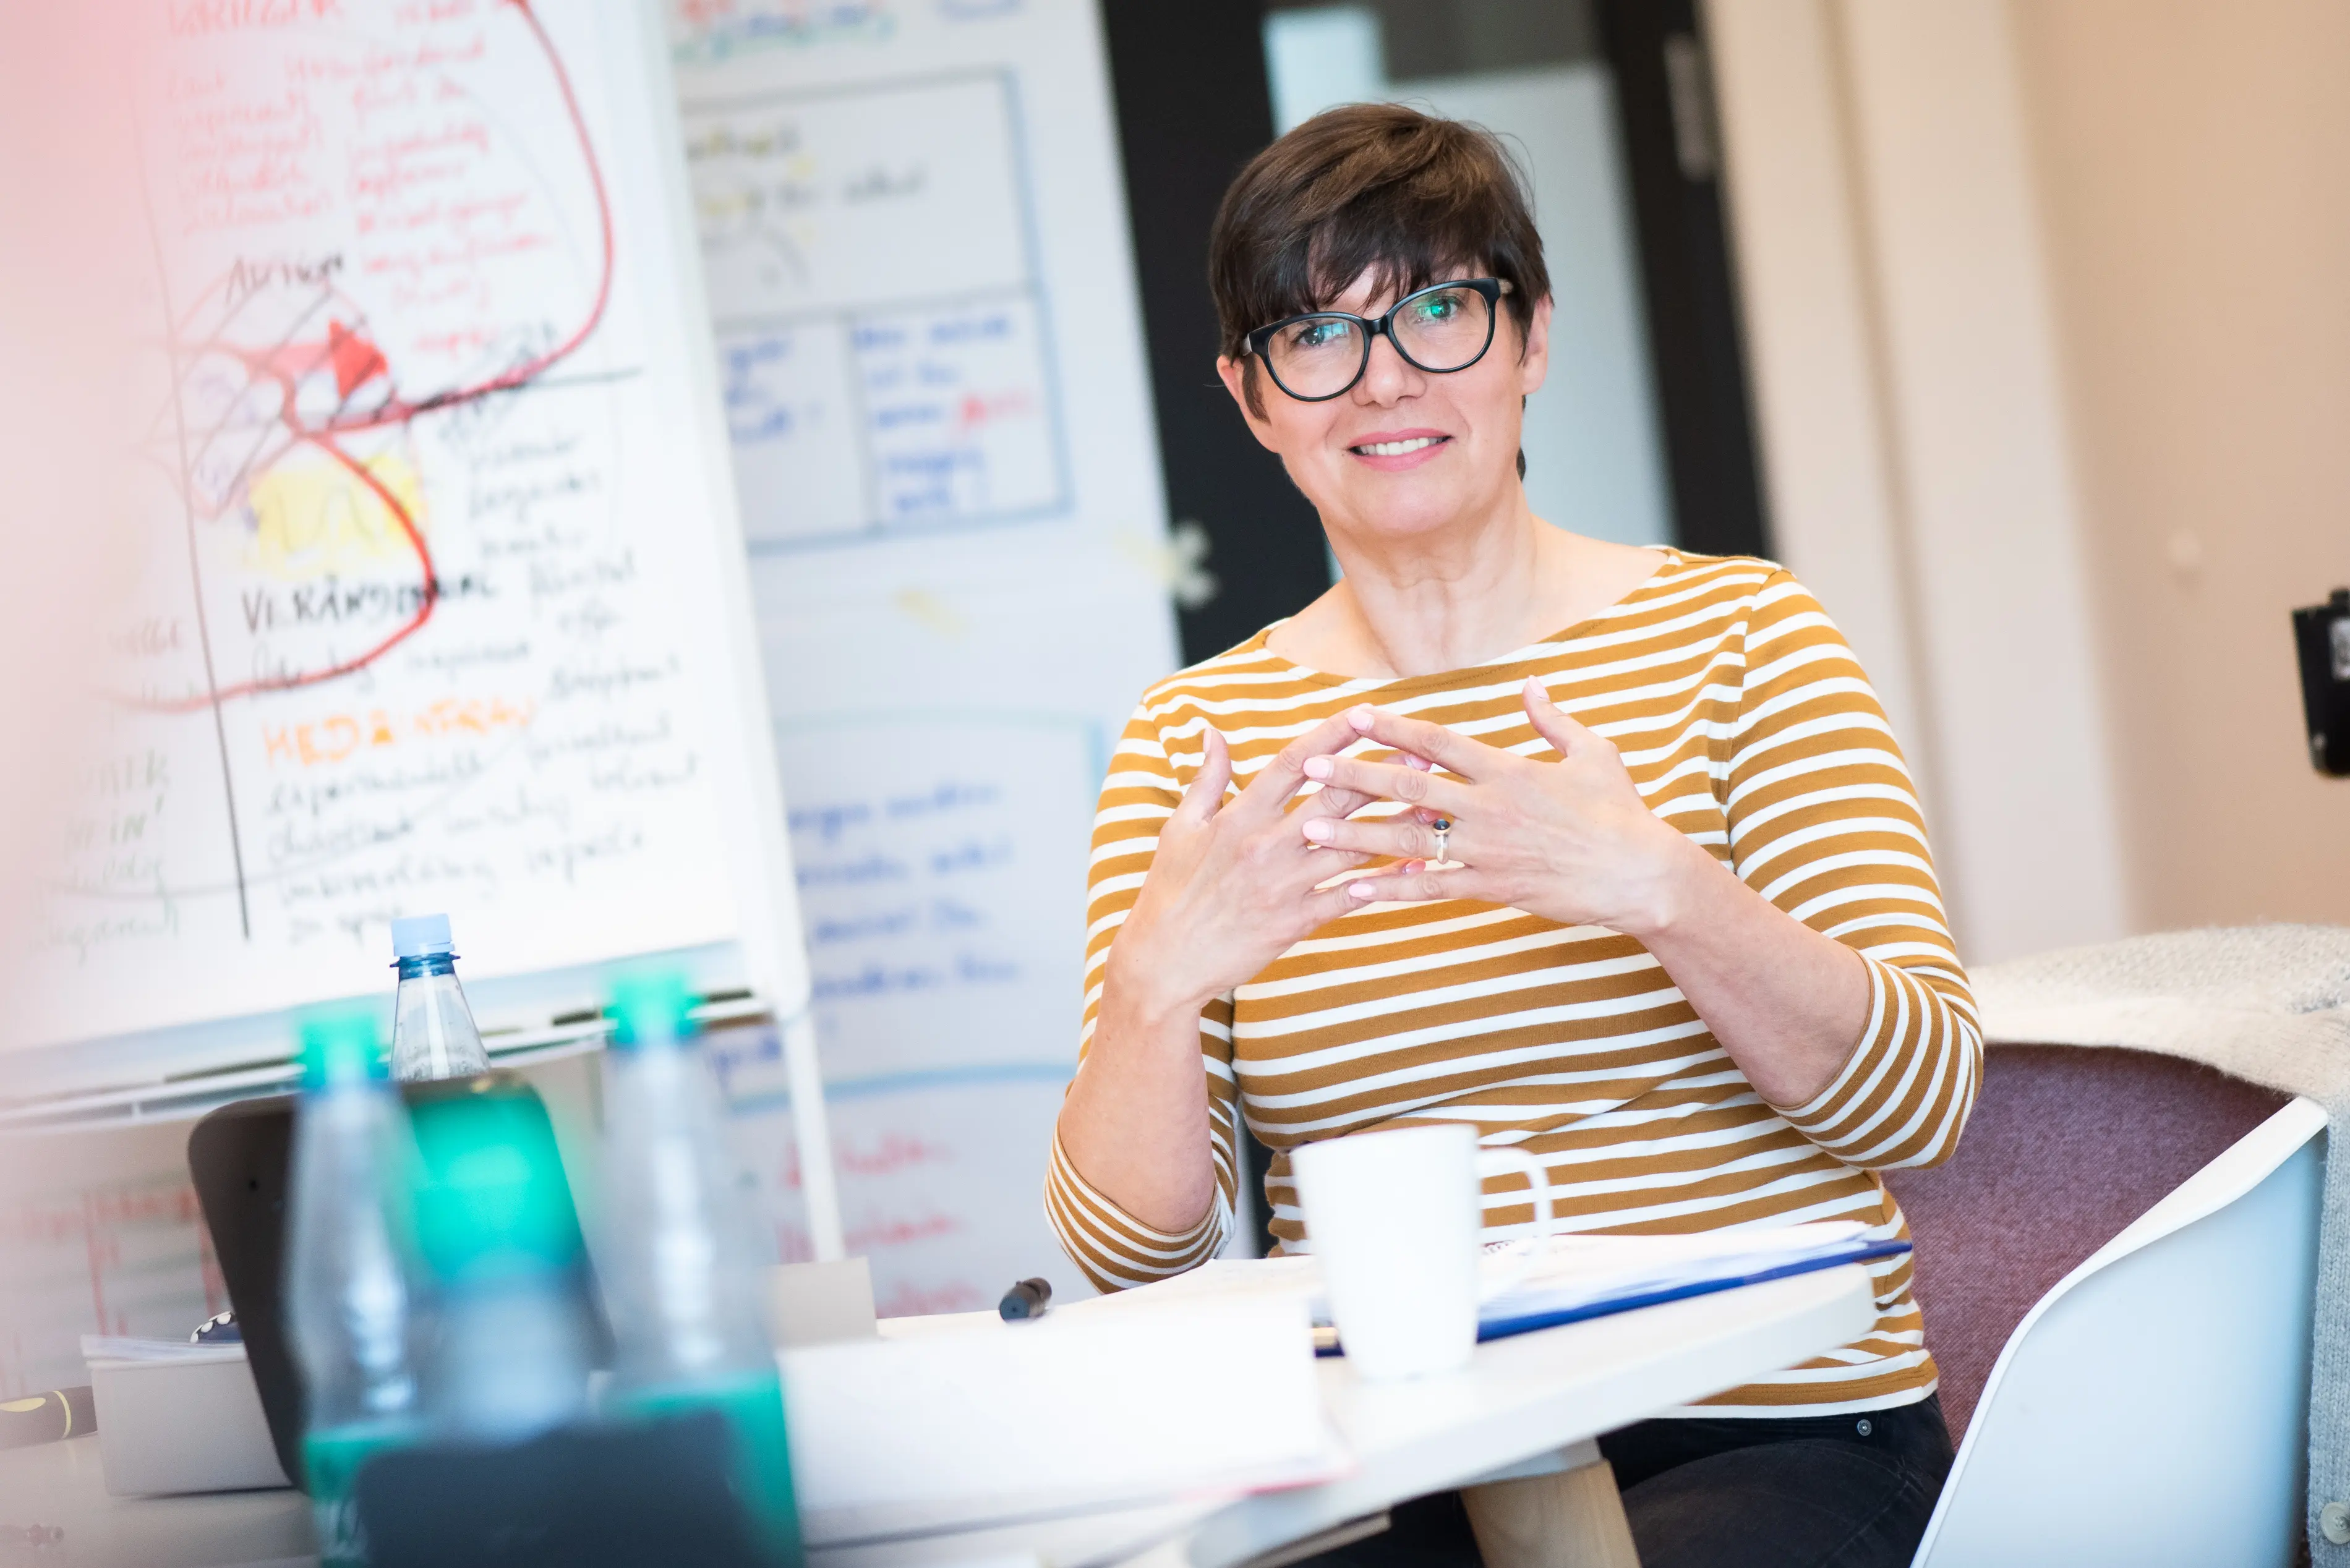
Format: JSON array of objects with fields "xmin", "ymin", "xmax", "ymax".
[
  {"xmin": 1314, "ymin": 1238, "xmax": 1911, "ymax": 1357},
  {"xmin": 1476, "ymin": 1238, "xmax": 1913, "ymax": 1343}
]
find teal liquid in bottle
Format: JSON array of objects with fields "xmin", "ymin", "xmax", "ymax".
[{"xmin": 407, "ymin": 1078, "xmax": 596, "ymax": 1445}]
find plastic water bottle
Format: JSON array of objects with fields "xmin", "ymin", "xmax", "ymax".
[
  {"xmin": 283, "ymin": 1010, "xmax": 421, "ymax": 1568},
  {"xmin": 599, "ymin": 972, "xmax": 800, "ymax": 1567},
  {"xmin": 389, "ymin": 913, "xmax": 490, "ymax": 1083},
  {"xmin": 408, "ymin": 1076, "xmax": 596, "ymax": 1444}
]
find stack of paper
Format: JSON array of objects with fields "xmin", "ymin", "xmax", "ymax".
[
  {"xmin": 79, "ymin": 1335, "xmax": 232, "ymax": 1363},
  {"xmin": 781, "ymin": 1293, "xmax": 1344, "ymax": 1546},
  {"xmin": 1072, "ymin": 1224, "xmax": 1905, "ymax": 1353}
]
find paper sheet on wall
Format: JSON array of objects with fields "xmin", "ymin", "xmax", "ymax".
[{"xmin": 669, "ymin": 0, "xmax": 1186, "ymax": 1310}]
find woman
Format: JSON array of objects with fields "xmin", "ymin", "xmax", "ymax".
[{"xmin": 1047, "ymin": 104, "xmax": 1976, "ymax": 1568}]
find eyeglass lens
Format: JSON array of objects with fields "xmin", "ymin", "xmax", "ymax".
[{"xmin": 1264, "ymin": 284, "xmax": 1496, "ymax": 399}]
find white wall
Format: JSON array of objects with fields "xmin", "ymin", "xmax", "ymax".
[
  {"xmin": 1711, "ymin": 0, "xmax": 2350, "ymax": 958},
  {"xmin": 1707, "ymin": 0, "xmax": 2131, "ymax": 964},
  {"xmin": 1695, "ymin": 0, "xmax": 1926, "ymax": 782},
  {"xmin": 2007, "ymin": 0, "xmax": 2350, "ymax": 934}
]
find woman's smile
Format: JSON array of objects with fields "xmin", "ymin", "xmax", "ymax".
[{"xmin": 1345, "ymin": 428, "xmax": 1452, "ymax": 470}]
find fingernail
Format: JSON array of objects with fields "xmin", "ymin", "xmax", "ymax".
[
  {"xmin": 1406, "ymin": 753, "xmax": 1431, "ymax": 771},
  {"xmin": 1347, "ymin": 705, "xmax": 1376, "ymax": 730},
  {"xmin": 1349, "ymin": 882, "xmax": 1377, "ymax": 899},
  {"xmin": 1303, "ymin": 756, "xmax": 1332, "ymax": 779},
  {"xmin": 1302, "ymin": 819, "xmax": 1333, "ymax": 842}
]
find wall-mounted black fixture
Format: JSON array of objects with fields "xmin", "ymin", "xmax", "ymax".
[{"xmin": 2293, "ymin": 589, "xmax": 2350, "ymax": 778}]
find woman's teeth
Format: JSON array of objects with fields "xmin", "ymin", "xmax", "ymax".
[{"xmin": 1354, "ymin": 436, "xmax": 1443, "ymax": 456}]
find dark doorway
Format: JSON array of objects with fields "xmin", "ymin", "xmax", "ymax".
[{"xmin": 1098, "ymin": 1, "xmax": 1333, "ymax": 668}]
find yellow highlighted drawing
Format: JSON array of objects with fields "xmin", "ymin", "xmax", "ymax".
[{"xmin": 244, "ymin": 448, "xmax": 428, "ymax": 580}]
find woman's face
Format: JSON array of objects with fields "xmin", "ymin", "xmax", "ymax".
[{"xmin": 1217, "ymin": 268, "xmax": 1553, "ymax": 552}]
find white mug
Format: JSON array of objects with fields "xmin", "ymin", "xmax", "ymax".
[{"xmin": 1292, "ymin": 1122, "xmax": 1560, "ymax": 1381}]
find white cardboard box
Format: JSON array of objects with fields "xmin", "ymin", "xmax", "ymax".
[{"xmin": 86, "ymin": 1347, "xmax": 292, "ymax": 1496}]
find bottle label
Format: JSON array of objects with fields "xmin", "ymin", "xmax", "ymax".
[
  {"xmin": 304, "ymin": 1421, "xmax": 412, "ymax": 1568},
  {"xmin": 618, "ymin": 1373, "xmax": 801, "ymax": 1568}
]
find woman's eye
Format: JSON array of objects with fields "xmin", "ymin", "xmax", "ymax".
[
  {"xmin": 1291, "ymin": 320, "xmax": 1348, "ymax": 351},
  {"xmin": 1412, "ymin": 294, "xmax": 1461, "ymax": 322}
]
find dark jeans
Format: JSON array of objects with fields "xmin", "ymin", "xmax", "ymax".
[{"xmin": 1300, "ymin": 1396, "xmax": 1954, "ymax": 1568}]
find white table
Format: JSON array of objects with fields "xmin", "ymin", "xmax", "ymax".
[
  {"xmin": 0, "ymin": 1432, "xmax": 310, "ymax": 1568},
  {"xmin": 818, "ymin": 1264, "xmax": 1879, "ymax": 1568},
  {"xmin": 0, "ymin": 1266, "xmax": 1876, "ymax": 1568}
]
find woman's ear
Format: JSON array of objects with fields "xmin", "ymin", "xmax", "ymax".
[
  {"xmin": 1515, "ymin": 293, "xmax": 1554, "ymax": 398},
  {"xmin": 1215, "ymin": 355, "xmax": 1282, "ymax": 453}
]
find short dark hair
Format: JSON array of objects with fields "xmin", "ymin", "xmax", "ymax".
[{"xmin": 1208, "ymin": 103, "xmax": 1550, "ymax": 417}]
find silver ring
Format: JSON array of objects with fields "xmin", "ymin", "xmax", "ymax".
[{"xmin": 1431, "ymin": 817, "xmax": 1452, "ymax": 864}]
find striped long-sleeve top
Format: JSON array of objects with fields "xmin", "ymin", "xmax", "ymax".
[{"xmin": 1046, "ymin": 551, "xmax": 1980, "ymax": 1413}]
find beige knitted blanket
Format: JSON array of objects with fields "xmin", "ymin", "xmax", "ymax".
[{"xmin": 1973, "ymin": 923, "xmax": 2350, "ymax": 1563}]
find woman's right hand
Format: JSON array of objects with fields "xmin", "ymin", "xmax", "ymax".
[
  {"xmin": 1061, "ymin": 710, "xmax": 1384, "ymax": 1236},
  {"xmin": 1106, "ymin": 709, "xmax": 1386, "ymax": 1020}
]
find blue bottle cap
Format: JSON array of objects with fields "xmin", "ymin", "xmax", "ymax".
[
  {"xmin": 297, "ymin": 1009, "xmax": 386, "ymax": 1090},
  {"xmin": 390, "ymin": 913, "xmax": 455, "ymax": 961},
  {"xmin": 606, "ymin": 970, "xmax": 698, "ymax": 1051}
]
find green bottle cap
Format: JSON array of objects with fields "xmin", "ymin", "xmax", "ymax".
[
  {"xmin": 606, "ymin": 970, "xmax": 698, "ymax": 1051},
  {"xmin": 297, "ymin": 1009, "xmax": 385, "ymax": 1091}
]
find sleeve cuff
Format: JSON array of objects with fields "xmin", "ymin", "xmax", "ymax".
[
  {"xmin": 1044, "ymin": 1130, "xmax": 1230, "ymax": 1292},
  {"xmin": 1770, "ymin": 954, "xmax": 1975, "ymax": 1170}
]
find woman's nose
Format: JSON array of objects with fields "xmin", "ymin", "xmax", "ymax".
[{"xmin": 1353, "ymin": 330, "xmax": 1421, "ymax": 403}]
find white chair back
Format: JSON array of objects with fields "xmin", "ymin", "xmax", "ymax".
[{"xmin": 1912, "ymin": 1097, "xmax": 2324, "ymax": 1567}]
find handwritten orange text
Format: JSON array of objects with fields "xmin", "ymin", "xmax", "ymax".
[{"xmin": 263, "ymin": 695, "xmax": 536, "ymax": 766}]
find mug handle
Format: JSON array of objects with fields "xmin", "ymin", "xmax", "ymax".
[{"xmin": 1473, "ymin": 1147, "xmax": 1561, "ymax": 1300}]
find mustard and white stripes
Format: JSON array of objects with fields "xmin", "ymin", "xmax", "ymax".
[{"xmin": 1046, "ymin": 552, "xmax": 1980, "ymax": 1413}]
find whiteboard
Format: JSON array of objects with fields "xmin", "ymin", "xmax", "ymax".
[
  {"xmin": 15, "ymin": 1, "xmax": 806, "ymax": 1065},
  {"xmin": 668, "ymin": 0, "xmax": 1185, "ymax": 1311}
]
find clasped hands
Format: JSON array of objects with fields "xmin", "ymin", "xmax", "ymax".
[{"xmin": 1108, "ymin": 678, "xmax": 1717, "ymax": 1020}]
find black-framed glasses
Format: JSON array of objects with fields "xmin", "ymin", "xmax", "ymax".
[{"xmin": 1244, "ymin": 278, "xmax": 1513, "ymax": 403}]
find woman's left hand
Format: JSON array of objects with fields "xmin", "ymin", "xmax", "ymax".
[{"xmin": 1298, "ymin": 678, "xmax": 1714, "ymax": 936}]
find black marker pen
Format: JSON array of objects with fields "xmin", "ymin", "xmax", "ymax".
[
  {"xmin": 998, "ymin": 1277, "xmax": 1053, "ymax": 1321},
  {"xmin": 0, "ymin": 1386, "xmax": 94, "ymax": 1449}
]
